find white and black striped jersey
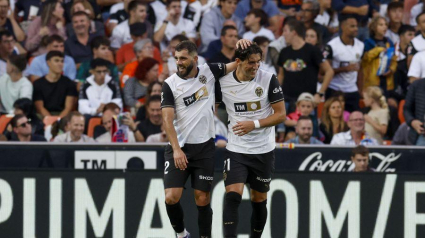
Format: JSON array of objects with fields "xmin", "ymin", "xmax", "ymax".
[
  {"xmin": 407, "ymin": 34, "xmax": 425, "ymax": 56},
  {"xmin": 161, "ymin": 63, "xmax": 226, "ymax": 147},
  {"xmin": 323, "ymin": 37, "xmax": 364, "ymax": 92},
  {"xmin": 217, "ymin": 69, "xmax": 284, "ymax": 154}
]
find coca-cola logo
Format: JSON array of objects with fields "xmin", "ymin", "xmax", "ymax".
[{"xmin": 298, "ymin": 152, "xmax": 401, "ymax": 172}]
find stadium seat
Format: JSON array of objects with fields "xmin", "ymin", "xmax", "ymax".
[
  {"xmin": 0, "ymin": 115, "xmax": 13, "ymax": 134},
  {"xmin": 317, "ymin": 102, "xmax": 324, "ymax": 119},
  {"xmin": 398, "ymin": 100, "xmax": 405, "ymax": 123},
  {"xmin": 43, "ymin": 116, "xmax": 60, "ymax": 129},
  {"xmin": 383, "ymin": 140, "xmax": 392, "ymax": 145},
  {"xmin": 88, "ymin": 117, "xmax": 102, "ymax": 138}
]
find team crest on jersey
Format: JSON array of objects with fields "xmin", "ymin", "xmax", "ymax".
[
  {"xmin": 255, "ymin": 87, "xmax": 263, "ymax": 97},
  {"xmin": 199, "ymin": 75, "xmax": 207, "ymax": 84}
]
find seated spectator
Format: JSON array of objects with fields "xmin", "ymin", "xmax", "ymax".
[
  {"xmin": 208, "ymin": 25, "xmax": 238, "ymax": 63},
  {"xmin": 13, "ymin": 98, "xmax": 44, "ymax": 137},
  {"xmin": 26, "ymin": 34, "xmax": 77, "ymax": 82},
  {"xmin": 349, "ymin": 145, "xmax": 375, "ymax": 172},
  {"xmin": 0, "ymin": 31, "xmax": 23, "ymax": 76},
  {"xmin": 253, "ymin": 36, "xmax": 276, "ymax": 75},
  {"xmin": 0, "ymin": 55, "xmax": 32, "ymax": 114},
  {"xmin": 79, "ymin": 58, "xmax": 123, "ymax": 116},
  {"xmin": 96, "ymin": 110, "xmax": 142, "ymax": 142},
  {"xmin": 286, "ymin": 116, "xmax": 324, "ymax": 144},
  {"xmin": 53, "ymin": 112, "xmax": 94, "ymax": 142},
  {"xmin": 124, "ymin": 57, "xmax": 159, "ymax": 111},
  {"xmin": 76, "ymin": 36, "xmax": 118, "ymax": 85},
  {"xmin": 363, "ymin": 86, "xmax": 389, "ymax": 145},
  {"xmin": 33, "ymin": 51, "xmax": 78, "ymax": 118},
  {"xmin": 319, "ymin": 97, "xmax": 348, "ymax": 144},
  {"xmin": 0, "ymin": 0, "xmax": 25, "ymax": 42},
  {"xmin": 25, "ymin": 0, "xmax": 67, "ymax": 56},
  {"xmin": 202, "ymin": 20, "xmax": 239, "ymax": 60},
  {"xmin": 403, "ymin": 78, "xmax": 425, "ymax": 145},
  {"xmin": 65, "ymin": 11, "xmax": 101, "ymax": 65},
  {"xmin": 153, "ymin": 0, "xmax": 196, "ymax": 51},
  {"xmin": 331, "ymin": 91, "xmax": 350, "ymax": 121},
  {"xmin": 136, "ymin": 95, "xmax": 162, "ymax": 141},
  {"xmin": 300, "ymin": 0, "xmax": 331, "ymax": 44},
  {"xmin": 110, "ymin": 1, "xmax": 153, "ymax": 49},
  {"xmin": 49, "ymin": 114, "xmax": 71, "ymax": 141},
  {"xmin": 331, "ymin": 111, "xmax": 379, "ymax": 145},
  {"xmin": 243, "ymin": 9, "xmax": 275, "ymax": 41},
  {"xmin": 315, "ymin": 0, "xmax": 338, "ymax": 36},
  {"xmin": 92, "ymin": 102, "xmax": 121, "ymax": 138},
  {"xmin": 166, "ymin": 34, "xmax": 206, "ymax": 75},
  {"xmin": 10, "ymin": 114, "xmax": 46, "ymax": 142},
  {"xmin": 66, "ymin": 0, "xmax": 105, "ymax": 38},
  {"xmin": 136, "ymin": 81, "xmax": 162, "ymax": 122},
  {"xmin": 146, "ymin": 126, "xmax": 169, "ymax": 143}
]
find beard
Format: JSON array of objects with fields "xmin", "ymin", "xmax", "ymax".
[{"xmin": 177, "ymin": 61, "xmax": 195, "ymax": 78}]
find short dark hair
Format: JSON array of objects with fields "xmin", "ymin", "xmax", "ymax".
[
  {"xmin": 128, "ymin": 0, "xmax": 147, "ymax": 12},
  {"xmin": 221, "ymin": 25, "xmax": 238, "ymax": 36},
  {"xmin": 416, "ymin": 12, "xmax": 425, "ymax": 24},
  {"xmin": 147, "ymin": 94, "xmax": 161, "ymax": 106},
  {"xmin": 171, "ymin": 34, "xmax": 189, "ymax": 43},
  {"xmin": 90, "ymin": 58, "xmax": 110, "ymax": 69},
  {"xmin": 247, "ymin": 9, "xmax": 269, "ymax": 26},
  {"xmin": 46, "ymin": 50, "xmax": 64, "ymax": 61},
  {"xmin": 0, "ymin": 30, "xmax": 13, "ymax": 41},
  {"xmin": 298, "ymin": 115, "xmax": 312, "ymax": 123},
  {"xmin": 46, "ymin": 34, "xmax": 64, "ymax": 45},
  {"xmin": 91, "ymin": 36, "xmax": 110, "ymax": 51},
  {"xmin": 284, "ymin": 18, "xmax": 306, "ymax": 38},
  {"xmin": 67, "ymin": 111, "xmax": 84, "ymax": 122},
  {"xmin": 166, "ymin": 0, "xmax": 181, "ymax": 7},
  {"xmin": 235, "ymin": 43, "xmax": 263, "ymax": 61},
  {"xmin": 72, "ymin": 10, "xmax": 90, "ymax": 20},
  {"xmin": 8, "ymin": 54, "xmax": 27, "ymax": 72},
  {"xmin": 351, "ymin": 145, "xmax": 369, "ymax": 158},
  {"xmin": 339, "ymin": 14, "xmax": 358, "ymax": 24},
  {"xmin": 175, "ymin": 40, "xmax": 198, "ymax": 56},
  {"xmin": 387, "ymin": 1, "xmax": 404, "ymax": 12},
  {"xmin": 11, "ymin": 114, "xmax": 27, "ymax": 128},
  {"xmin": 253, "ymin": 36, "xmax": 270, "ymax": 46},
  {"xmin": 399, "ymin": 24, "xmax": 416, "ymax": 35}
]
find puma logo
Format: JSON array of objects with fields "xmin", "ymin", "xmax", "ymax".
[
  {"xmin": 230, "ymin": 90, "xmax": 237, "ymax": 95},
  {"xmin": 176, "ymin": 87, "xmax": 184, "ymax": 92}
]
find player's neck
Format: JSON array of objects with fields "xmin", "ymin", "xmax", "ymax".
[
  {"xmin": 341, "ymin": 34, "xmax": 354, "ymax": 45},
  {"xmin": 235, "ymin": 67, "xmax": 251, "ymax": 82},
  {"xmin": 184, "ymin": 67, "xmax": 199, "ymax": 79}
]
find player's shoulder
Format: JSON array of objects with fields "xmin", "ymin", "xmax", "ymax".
[
  {"xmin": 255, "ymin": 69, "xmax": 275, "ymax": 85},
  {"xmin": 164, "ymin": 73, "xmax": 179, "ymax": 88}
]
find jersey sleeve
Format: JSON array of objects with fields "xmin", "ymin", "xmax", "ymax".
[
  {"xmin": 208, "ymin": 63, "xmax": 227, "ymax": 80},
  {"xmin": 161, "ymin": 82, "xmax": 175, "ymax": 108},
  {"xmin": 323, "ymin": 45, "xmax": 333, "ymax": 60},
  {"xmin": 268, "ymin": 75, "xmax": 284, "ymax": 104}
]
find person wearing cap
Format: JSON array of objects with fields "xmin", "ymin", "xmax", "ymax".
[{"xmin": 285, "ymin": 116, "xmax": 324, "ymax": 144}]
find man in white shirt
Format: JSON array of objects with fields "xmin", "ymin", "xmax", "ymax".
[
  {"xmin": 331, "ymin": 111, "xmax": 378, "ymax": 146},
  {"xmin": 407, "ymin": 12, "xmax": 425, "ymax": 68},
  {"xmin": 407, "ymin": 50, "xmax": 425, "ymax": 83},
  {"xmin": 242, "ymin": 9, "xmax": 275, "ymax": 41},
  {"xmin": 53, "ymin": 112, "xmax": 95, "ymax": 143}
]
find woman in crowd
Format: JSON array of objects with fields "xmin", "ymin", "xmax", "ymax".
[
  {"xmin": 305, "ymin": 27, "xmax": 322, "ymax": 49},
  {"xmin": 136, "ymin": 81, "xmax": 162, "ymax": 122},
  {"xmin": 66, "ymin": 0, "xmax": 105, "ymax": 37},
  {"xmin": 320, "ymin": 97, "xmax": 348, "ymax": 144},
  {"xmin": 363, "ymin": 86, "xmax": 390, "ymax": 145}
]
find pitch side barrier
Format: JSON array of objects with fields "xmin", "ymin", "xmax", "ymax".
[
  {"xmin": 0, "ymin": 170, "xmax": 423, "ymax": 237},
  {"xmin": 0, "ymin": 143, "xmax": 424, "ymax": 172}
]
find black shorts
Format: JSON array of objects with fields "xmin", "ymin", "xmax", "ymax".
[
  {"xmin": 164, "ymin": 138, "xmax": 215, "ymax": 192},
  {"xmin": 223, "ymin": 149, "xmax": 275, "ymax": 193}
]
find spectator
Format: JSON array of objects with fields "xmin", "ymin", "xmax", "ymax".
[
  {"xmin": 110, "ymin": 1, "xmax": 153, "ymax": 49},
  {"xmin": 242, "ymin": 9, "xmax": 275, "ymax": 41},
  {"xmin": 53, "ymin": 112, "xmax": 94, "ymax": 142},
  {"xmin": 363, "ymin": 86, "xmax": 389, "ymax": 145},
  {"xmin": 0, "ymin": 31, "xmax": 20, "ymax": 76},
  {"xmin": 277, "ymin": 0, "xmax": 301, "ymax": 16},
  {"xmin": 78, "ymin": 58, "xmax": 123, "ymax": 116},
  {"xmin": 33, "ymin": 51, "xmax": 78, "ymax": 118},
  {"xmin": 199, "ymin": 0, "xmax": 244, "ymax": 53},
  {"xmin": 26, "ymin": 34, "xmax": 77, "ymax": 82},
  {"xmin": 409, "ymin": 0, "xmax": 424, "ymax": 27},
  {"xmin": 136, "ymin": 81, "xmax": 162, "ymax": 122},
  {"xmin": 362, "ymin": 16, "xmax": 397, "ymax": 96},
  {"xmin": 403, "ymin": 78, "xmax": 425, "ymax": 145},
  {"xmin": 253, "ymin": 36, "xmax": 276, "ymax": 75},
  {"xmin": 305, "ymin": 27, "xmax": 322, "ymax": 48},
  {"xmin": 407, "ymin": 37, "xmax": 425, "ymax": 83},
  {"xmin": 123, "ymin": 57, "xmax": 159, "ymax": 110},
  {"xmin": 299, "ymin": 0, "xmax": 331, "ymax": 44},
  {"xmin": 407, "ymin": 12, "xmax": 425, "ymax": 68},
  {"xmin": 135, "ymin": 95, "xmax": 162, "ymax": 142},
  {"xmin": 385, "ymin": 1, "xmax": 404, "ymax": 44},
  {"xmin": 286, "ymin": 116, "xmax": 324, "ymax": 144},
  {"xmin": 331, "ymin": 111, "xmax": 379, "ymax": 145},
  {"xmin": 395, "ymin": 25, "xmax": 415, "ymax": 99},
  {"xmin": 66, "ymin": 0, "xmax": 105, "ymax": 38},
  {"xmin": 10, "ymin": 114, "xmax": 46, "ymax": 142},
  {"xmin": 15, "ymin": 0, "xmax": 43, "ymax": 22},
  {"xmin": 13, "ymin": 98, "xmax": 44, "ymax": 137},
  {"xmin": 391, "ymin": 122, "xmax": 412, "ymax": 145},
  {"xmin": 153, "ymin": 0, "xmax": 196, "ymax": 51},
  {"xmin": 208, "ymin": 25, "xmax": 238, "ymax": 64},
  {"xmin": 146, "ymin": 125, "xmax": 169, "ymax": 143},
  {"xmin": 331, "ymin": 90, "xmax": 350, "ymax": 122},
  {"xmin": 234, "ymin": 0, "xmax": 280, "ymax": 36},
  {"xmin": 0, "ymin": 55, "xmax": 32, "ymax": 114},
  {"xmin": 268, "ymin": 17, "xmax": 289, "ymax": 72},
  {"xmin": 323, "ymin": 15, "xmax": 364, "ymax": 112},
  {"xmin": 277, "ymin": 19, "xmax": 333, "ymax": 106},
  {"xmin": 25, "ymin": 0, "xmax": 67, "ymax": 56},
  {"xmin": 76, "ymin": 36, "xmax": 118, "ymax": 85},
  {"xmin": 349, "ymin": 145, "xmax": 374, "ymax": 172},
  {"xmin": 315, "ymin": 0, "xmax": 338, "ymax": 36},
  {"xmin": 96, "ymin": 110, "xmax": 142, "ymax": 142},
  {"xmin": 92, "ymin": 102, "xmax": 121, "ymax": 138},
  {"xmin": 107, "ymin": 0, "xmax": 132, "ymax": 32},
  {"xmin": 319, "ymin": 97, "xmax": 348, "ymax": 144},
  {"xmin": 202, "ymin": 20, "xmax": 238, "ymax": 60},
  {"xmin": 64, "ymin": 11, "xmax": 99, "ymax": 65},
  {"xmin": 0, "ymin": 0, "xmax": 25, "ymax": 42}
]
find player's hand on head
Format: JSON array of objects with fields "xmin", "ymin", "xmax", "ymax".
[
  {"xmin": 232, "ymin": 121, "xmax": 255, "ymax": 136},
  {"xmin": 173, "ymin": 148, "xmax": 188, "ymax": 170},
  {"xmin": 236, "ymin": 39, "xmax": 252, "ymax": 50}
]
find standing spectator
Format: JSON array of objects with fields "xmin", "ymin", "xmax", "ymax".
[
  {"xmin": 64, "ymin": 11, "xmax": 99, "ymax": 65},
  {"xmin": 320, "ymin": 97, "xmax": 348, "ymax": 144},
  {"xmin": 0, "ymin": 55, "xmax": 32, "ymax": 114},
  {"xmin": 136, "ymin": 95, "xmax": 163, "ymax": 142},
  {"xmin": 385, "ymin": 1, "xmax": 404, "ymax": 44},
  {"xmin": 362, "ymin": 16, "xmax": 397, "ymax": 95},
  {"xmin": 10, "ymin": 114, "xmax": 46, "ymax": 142},
  {"xmin": 33, "ymin": 51, "xmax": 78, "ymax": 118},
  {"xmin": 66, "ymin": 0, "xmax": 105, "ymax": 38},
  {"xmin": 53, "ymin": 112, "xmax": 94, "ymax": 142},
  {"xmin": 79, "ymin": 58, "xmax": 123, "ymax": 116},
  {"xmin": 403, "ymin": 78, "xmax": 425, "ymax": 145},
  {"xmin": 395, "ymin": 25, "xmax": 415, "ymax": 98},
  {"xmin": 331, "ymin": 111, "xmax": 379, "ymax": 145},
  {"xmin": 25, "ymin": 0, "xmax": 67, "ymax": 56},
  {"xmin": 0, "ymin": 0, "xmax": 25, "ymax": 42},
  {"xmin": 26, "ymin": 35, "xmax": 77, "ymax": 82},
  {"xmin": 208, "ymin": 26, "xmax": 239, "ymax": 64},
  {"xmin": 277, "ymin": 19, "xmax": 333, "ymax": 106},
  {"xmin": 153, "ymin": 0, "xmax": 196, "ymax": 51},
  {"xmin": 199, "ymin": 0, "xmax": 244, "ymax": 53},
  {"xmin": 315, "ymin": 0, "xmax": 338, "ymax": 36},
  {"xmin": 286, "ymin": 116, "xmax": 324, "ymax": 144},
  {"xmin": 407, "ymin": 12, "xmax": 425, "ymax": 68},
  {"xmin": 299, "ymin": 0, "xmax": 331, "ymax": 44},
  {"xmin": 305, "ymin": 27, "xmax": 322, "ymax": 48},
  {"xmin": 13, "ymin": 98, "xmax": 44, "ymax": 137},
  {"xmin": 136, "ymin": 81, "xmax": 162, "ymax": 122},
  {"xmin": 242, "ymin": 9, "xmax": 275, "ymax": 41},
  {"xmin": 363, "ymin": 86, "xmax": 389, "ymax": 145},
  {"xmin": 349, "ymin": 145, "xmax": 374, "ymax": 172},
  {"xmin": 323, "ymin": 15, "xmax": 364, "ymax": 112}
]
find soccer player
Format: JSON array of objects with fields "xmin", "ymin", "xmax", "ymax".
[
  {"xmin": 161, "ymin": 40, "xmax": 248, "ymax": 238},
  {"xmin": 217, "ymin": 44, "xmax": 286, "ymax": 237}
]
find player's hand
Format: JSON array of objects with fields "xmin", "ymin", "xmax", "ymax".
[
  {"xmin": 232, "ymin": 121, "xmax": 255, "ymax": 136},
  {"xmin": 236, "ymin": 39, "xmax": 252, "ymax": 50},
  {"xmin": 173, "ymin": 148, "xmax": 188, "ymax": 170}
]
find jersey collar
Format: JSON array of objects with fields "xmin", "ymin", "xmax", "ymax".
[{"xmin": 232, "ymin": 70, "xmax": 255, "ymax": 83}]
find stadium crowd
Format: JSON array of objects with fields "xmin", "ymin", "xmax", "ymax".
[{"xmin": 0, "ymin": 0, "xmax": 424, "ymax": 146}]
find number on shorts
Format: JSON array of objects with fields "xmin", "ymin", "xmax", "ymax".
[
  {"xmin": 164, "ymin": 161, "xmax": 170, "ymax": 174},
  {"xmin": 223, "ymin": 158, "xmax": 230, "ymax": 172}
]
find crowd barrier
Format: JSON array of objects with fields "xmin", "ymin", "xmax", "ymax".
[
  {"xmin": 0, "ymin": 143, "xmax": 424, "ymax": 172},
  {"xmin": 0, "ymin": 170, "xmax": 424, "ymax": 237}
]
